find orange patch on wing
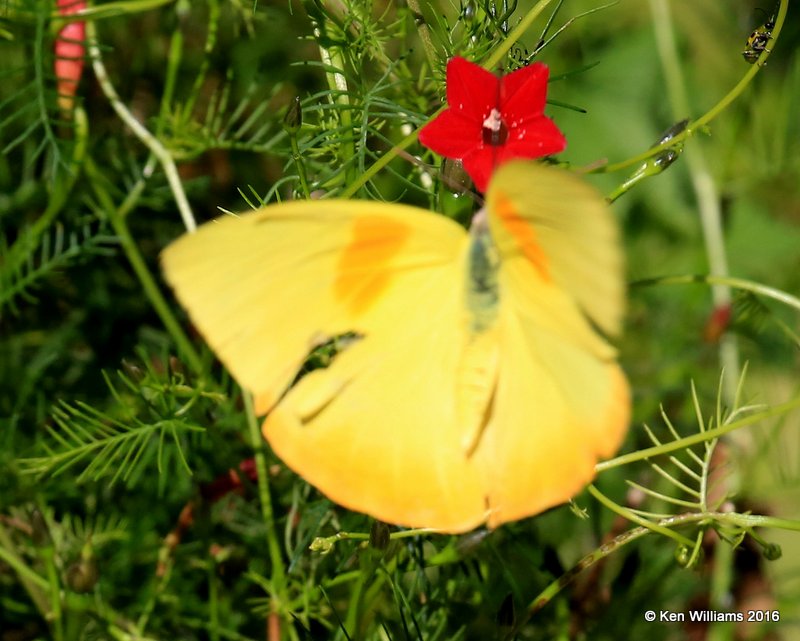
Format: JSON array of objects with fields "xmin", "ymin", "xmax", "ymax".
[
  {"xmin": 334, "ymin": 215, "xmax": 411, "ymax": 315},
  {"xmin": 494, "ymin": 193, "xmax": 550, "ymax": 281}
]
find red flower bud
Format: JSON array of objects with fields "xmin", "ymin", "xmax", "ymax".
[{"xmin": 54, "ymin": 0, "xmax": 87, "ymax": 112}]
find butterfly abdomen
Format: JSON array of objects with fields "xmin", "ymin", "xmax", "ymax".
[{"xmin": 457, "ymin": 211, "xmax": 503, "ymax": 458}]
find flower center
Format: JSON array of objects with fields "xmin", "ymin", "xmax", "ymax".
[{"xmin": 481, "ymin": 108, "xmax": 508, "ymax": 146}]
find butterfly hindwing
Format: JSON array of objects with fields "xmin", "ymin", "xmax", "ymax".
[{"xmin": 479, "ymin": 162, "xmax": 629, "ymax": 526}]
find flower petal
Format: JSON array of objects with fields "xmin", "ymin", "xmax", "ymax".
[
  {"xmin": 461, "ymin": 147, "xmax": 497, "ymax": 193},
  {"xmin": 419, "ymin": 109, "xmax": 483, "ymax": 157},
  {"xmin": 445, "ymin": 57, "xmax": 500, "ymax": 123},
  {"xmin": 499, "ymin": 115, "xmax": 567, "ymax": 160},
  {"xmin": 500, "ymin": 62, "xmax": 549, "ymax": 123}
]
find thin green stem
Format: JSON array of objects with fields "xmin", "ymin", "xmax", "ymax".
[
  {"xmin": 595, "ymin": 0, "xmax": 788, "ymax": 175},
  {"xmin": 338, "ymin": 116, "xmax": 435, "ymax": 198},
  {"xmin": 406, "ymin": 0, "xmax": 438, "ymax": 71},
  {"xmin": 84, "ymin": 158, "xmax": 203, "ymax": 374},
  {"xmin": 596, "ymin": 394, "xmax": 800, "ymax": 472},
  {"xmin": 707, "ymin": 539, "xmax": 734, "ymax": 641},
  {"xmin": 520, "ymin": 524, "xmax": 650, "ymax": 623},
  {"xmin": 719, "ymin": 512, "xmax": 800, "ymax": 532},
  {"xmin": 310, "ymin": 526, "xmax": 436, "ymax": 553},
  {"xmin": 288, "ymin": 131, "xmax": 311, "ymax": 199},
  {"xmin": 119, "ymin": 155, "xmax": 160, "ymax": 220},
  {"xmin": 484, "ymin": 0, "xmax": 557, "ymax": 71},
  {"xmin": 42, "ymin": 546, "xmax": 64, "ymax": 641},
  {"xmin": 0, "ymin": 523, "xmax": 50, "ymax": 620},
  {"xmin": 86, "ymin": 20, "xmax": 197, "ymax": 232},
  {"xmin": 344, "ymin": 573, "xmax": 367, "ymax": 636},
  {"xmin": 182, "ymin": 0, "xmax": 219, "ymax": 120},
  {"xmin": 243, "ymin": 393, "xmax": 287, "ymax": 612},
  {"xmin": 588, "ymin": 485, "xmax": 694, "ymax": 547},
  {"xmin": 57, "ymin": 0, "xmax": 177, "ymax": 22},
  {"xmin": 157, "ymin": 29, "xmax": 183, "ymax": 138},
  {"xmin": 518, "ymin": 507, "xmax": 800, "ymax": 629},
  {"xmin": 626, "ymin": 481, "xmax": 700, "ymax": 509},
  {"xmin": 34, "ymin": 0, "xmax": 59, "ymax": 166},
  {"xmin": 649, "ymin": 0, "xmax": 739, "ymax": 404},
  {"xmin": 631, "ymin": 273, "xmax": 800, "ymax": 314},
  {"xmin": 308, "ymin": 6, "xmax": 356, "ymax": 189},
  {"xmin": 208, "ymin": 561, "xmax": 220, "ymax": 641},
  {"xmin": 137, "ymin": 559, "xmax": 172, "ymax": 632}
]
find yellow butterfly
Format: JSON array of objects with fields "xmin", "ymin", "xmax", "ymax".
[{"xmin": 161, "ymin": 160, "xmax": 629, "ymax": 533}]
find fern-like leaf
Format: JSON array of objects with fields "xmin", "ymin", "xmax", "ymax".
[
  {"xmin": 630, "ymin": 369, "xmax": 766, "ymax": 519},
  {"xmin": 0, "ymin": 223, "xmax": 118, "ymax": 317},
  {"xmin": 19, "ymin": 367, "xmax": 209, "ymax": 487}
]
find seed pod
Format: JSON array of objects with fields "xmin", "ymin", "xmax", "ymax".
[
  {"xmin": 762, "ymin": 542, "xmax": 782, "ymax": 561},
  {"xmin": 283, "ymin": 96, "xmax": 302, "ymax": 134}
]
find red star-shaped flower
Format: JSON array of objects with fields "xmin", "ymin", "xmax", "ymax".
[{"xmin": 419, "ymin": 56, "xmax": 567, "ymax": 192}]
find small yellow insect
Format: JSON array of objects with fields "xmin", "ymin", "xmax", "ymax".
[{"xmin": 742, "ymin": 18, "xmax": 774, "ymax": 64}]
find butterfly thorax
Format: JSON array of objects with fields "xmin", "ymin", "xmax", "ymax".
[{"xmin": 466, "ymin": 208, "xmax": 500, "ymax": 334}]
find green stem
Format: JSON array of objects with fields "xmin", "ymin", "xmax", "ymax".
[
  {"xmin": 519, "ymin": 523, "xmax": 650, "ymax": 623},
  {"xmin": 338, "ymin": 119, "xmax": 433, "ymax": 198},
  {"xmin": 588, "ymin": 485, "xmax": 694, "ymax": 547},
  {"xmin": 596, "ymin": 394, "xmax": 800, "ymax": 472},
  {"xmin": 718, "ymin": 512, "xmax": 800, "ymax": 532},
  {"xmin": 208, "ymin": 561, "xmax": 220, "ymax": 641},
  {"xmin": 182, "ymin": 0, "xmax": 220, "ymax": 120},
  {"xmin": 137, "ymin": 559, "xmax": 172, "ymax": 632},
  {"xmin": 484, "ymin": 0, "xmax": 557, "ymax": 71},
  {"xmin": 84, "ymin": 158, "xmax": 203, "ymax": 374},
  {"xmin": 307, "ymin": 4, "xmax": 356, "ymax": 190},
  {"xmin": 707, "ymin": 539, "xmax": 735, "ymax": 641},
  {"xmin": 119, "ymin": 155, "xmax": 160, "ymax": 220},
  {"xmin": 649, "ymin": 0, "xmax": 739, "ymax": 405},
  {"xmin": 288, "ymin": 131, "xmax": 311, "ymax": 199},
  {"xmin": 405, "ymin": 0, "xmax": 438, "ymax": 71},
  {"xmin": 58, "ymin": 0, "xmax": 177, "ymax": 22},
  {"xmin": 42, "ymin": 546, "xmax": 64, "ymax": 641},
  {"xmin": 243, "ymin": 394, "xmax": 287, "ymax": 617},
  {"xmin": 157, "ymin": 28, "xmax": 183, "ymax": 138},
  {"xmin": 309, "ymin": 526, "xmax": 435, "ymax": 553},
  {"xmin": 0, "ymin": 523, "xmax": 50, "ymax": 619},
  {"xmin": 517, "ymin": 508, "xmax": 800, "ymax": 630},
  {"xmin": 34, "ymin": 0, "xmax": 59, "ymax": 165},
  {"xmin": 86, "ymin": 20, "xmax": 197, "ymax": 232},
  {"xmin": 632, "ymin": 273, "xmax": 800, "ymax": 314},
  {"xmin": 596, "ymin": 0, "xmax": 789, "ymax": 175}
]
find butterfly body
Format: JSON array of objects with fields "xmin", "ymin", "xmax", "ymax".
[{"xmin": 162, "ymin": 161, "xmax": 629, "ymax": 533}]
